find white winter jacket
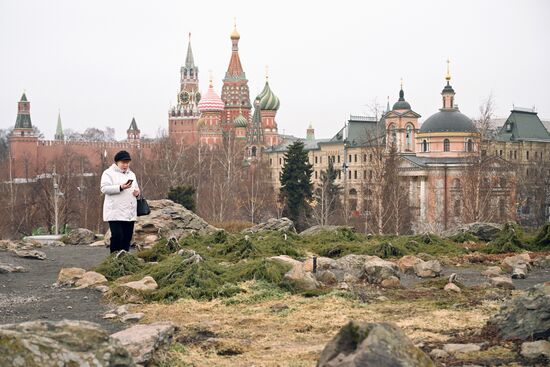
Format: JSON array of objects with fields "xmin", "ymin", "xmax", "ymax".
[{"xmin": 100, "ymin": 164, "xmax": 139, "ymax": 222}]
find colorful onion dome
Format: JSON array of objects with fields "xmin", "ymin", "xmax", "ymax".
[
  {"xmin": 197, "ymin": 83, "xmax": 224, "ymax": 112},
  {"xmin": 256, "ymin": 81, "xmax": 280, "ymax": 111},
  {"xmin": 233, "ymin": 113, "xmax": 248, "ymax": 128}
]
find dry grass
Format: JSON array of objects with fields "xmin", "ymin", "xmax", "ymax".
[{"xmin": 140, "ymin": 281, "xmax": 500, "ymax": 367}]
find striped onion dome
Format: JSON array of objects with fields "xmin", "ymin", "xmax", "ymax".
[
  {"xmin": 257, "ymin": 81, "xmax": 280, "ymax": 111},
  {"xmin": 233, "ymin": 113, "xmax": 248, "ymax": 127},
  {"xmin": 197, "ymin": 84, "xmax": 224, "ymax": 112}
]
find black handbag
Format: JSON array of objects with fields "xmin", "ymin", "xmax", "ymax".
[{"xmin": 137, "ymin": 195, "xmax": 151, "ymax": 216}]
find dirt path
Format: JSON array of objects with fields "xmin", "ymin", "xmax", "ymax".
[{"xmin": 0, "ymin": 245, "xmax": 123, "ymax": 333}]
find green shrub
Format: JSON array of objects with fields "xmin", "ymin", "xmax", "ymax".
[
  {"xmin": 482, "ymin": 222, "xmax": 527, "ymax": 254},
  {"xmin": 95, "ymin": 251, "xmax": 144, "ymax": 281},
  {"xmin": 368, "ymin": 242, "xmax": 404, "ymax": 258},
  {"xmin": 531, "ymin": 223, "xmax": 550, "ymax": 250}
]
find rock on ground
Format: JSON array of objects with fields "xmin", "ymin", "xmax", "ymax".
[
  {"xmin": 56, "ymin": 267, "xmax": 86, "ymax": 286},
  {"xmin": 64, "ymin": 228, "xmax": 96, "ymax": 246},
  {"xmin": 299, "ymin": 225, "xmax": 354, "ymax": 236},
  {"xmin": 122, "ymin": 276, "xmax": 158, "ymax": 292},
  {"xmin": 242, "ymin": 217, "xmax": 296, "ymax": 234},
  {"xmin": 74, "ymin": 271, "xmax": 108, "ymax": 289},
  {"xmin": 488, "ymin": 282, "xmax": 550, "ymax": 340},
  {"xmin": 317, "ymin": 321, "xmax": 434, "ymax": 367},
  {"xmin": 14, "ymin": 249, "xmax": 47, "ymax": 260},
  {"xmin": 442, "ymin": 343, "xmax": 481, "ymax": 354},
  {"xmin": 520, "ymin": 340, "xmax": 550, "ymax": 359},
  {"xmin": 0, "ymin": 262, "xmax": 26, "ymax": 273},
  {"xmin": 443, "ymin": 222, "xmax": 503, "ymax": 241},
  {"xmin": 0, "ymin": 320, "xmax": 134, "ymax": 367},
  {"xmin": 489, "ymin": 276, "xmax": 515, "ymax": 290},
  {"xmin": 444, "ymin": 283, "xmax": 461, "ymax": 293},
  {"xmin": 396, "ymin": 255, "xmax": 423, "ymax": 274},
  {"xmin": 413, "ymin": 259, "xmax": 442, "ymax": 278},
  {"xmin": 481, "ymin": 266, "xmax": 502, "ymax": 278},
  {"xmin": 111, "ymin": 322, "xmax": 177, "ymax": 365},
  {"xmin": 270, "ymin": 255, "xmax": 319, "ymax": 291},
  {"xmin": 105, "ymin": 199, "xmax": 220, "ymax": 248}
]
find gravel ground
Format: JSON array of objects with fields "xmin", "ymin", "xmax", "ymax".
[{"xmin": 0, "ymin": 245, "xmax": 125, "ymax": 333}]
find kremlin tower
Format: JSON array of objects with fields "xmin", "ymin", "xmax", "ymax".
[
  {"xmin": 221, "ymin": 21, "xmax": 252, "ymax": 125},
  {"xmin": 168, "ymin": 33, "xmax": 201, "ymax": 145}
]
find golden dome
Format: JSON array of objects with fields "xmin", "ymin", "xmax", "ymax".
[{"xmin": 231, "ymin": 18, "xmax": 240, "ymax": 39}]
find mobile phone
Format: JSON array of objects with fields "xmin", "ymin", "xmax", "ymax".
[{"xmin": 126, "ymin": 179, "xmax": 134, "ymax": 185}]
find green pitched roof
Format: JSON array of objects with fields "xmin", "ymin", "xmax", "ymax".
[
  {"xmin": 55, "ymin": 111, "xmax": 64, "ymax": 139},
  {"xmin": 495, "ymin": 109, "xmax": 550, "ymax": 141},
  {"xmin": 185, "ymin": 39, "xmax": 195, "ymax": 68},
  {"xmin": 20, "ymin": 93, "xmax": 28, "ymax": 102},
  {"xmin": 128, "ymin": 117, "xmax": 138, "ymax": 131}
]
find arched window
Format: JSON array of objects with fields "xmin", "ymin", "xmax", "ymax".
[
  {"xmin": 405, "ymin": 125, "xmax": 412, "ymax": 150},
  {"xmin": 251, "ymin": 146, "xmax": 257, "ymax": 157},
  {"xmin": 349, "ymin": 188, "xmax": 357, "ymax": 196},
  {"xmin": 422, "ymin": 139, "xmax": 428, "ymax": 152},
  {"xmin": 443, "ymin": 139, "xmax": 450, "ymax": 152}
]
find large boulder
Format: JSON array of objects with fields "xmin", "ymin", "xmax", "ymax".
[
  {"xmin": 105, "ymin": 199, "xmax": 221, "ymax": 248},
  {"xmin": 396, "ymin": 255, "xmax": 423, "ymax": 274},
  {"xmin": 74, "ymin": 271, "xmax": 108, "ymax": 289},
  {"xmin": 111, "ymin": 322, "xmax": 177, "ymax": 366},
  {"xmin": 444, "ymin": 222, "xmax": 503, "ymax": 241},
  {"xmin": 362, "ymin": 256, "xmax": 401, "ymax": 285},
  {"xmin": 501, "ymin": 253, "xmax": 531, "ymax": 273},
  {"xmin": 270, "ymin": 255, "xmax": 319, "ymax": 291},
  {"xmin": 413, "ymin": 259, "xmax": 442, "ymax": 278},
  {"xmin": 300, "ymin": 225, "xmax": 354, "ymax": 237},
  {"xmin": 0, "ymin": 320, "xmax": 134, "ymax": 366},
  {"xmin": 488, "ymin": 282, "xmax": 550, "ymax": 340},
  {"xmin": 57, "ymin": 267, "xmax": 86, "ymax": 286},
  {"xmin": 316, "ymin": 255, "xmax": 400, "ymax": 285},
  {"xmin": 521, "ymin": 340, "xmax": 550, "ymax": 360},
  {"xmin": 242, "ymin": 217, "xmax": 296, "ymax": 234},
  {"xmin": 317, "ymin": 321, "xmax": 434, "ymax": 367},
  {"xmin": 64, "ymin": 228, "xmax": 96, "ymax": 245},
  {"xmin": 121, "ymin": 276, "xmax": 158, "ymax": 292}
]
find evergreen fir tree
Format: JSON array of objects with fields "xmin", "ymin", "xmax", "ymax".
[
  {"xmin": 167, "ymin": 185, "xmax": 196, "ymax": 211},
  {"xmin": 279, "ymin": 140, "xmax": 313, "ymax": 229}
]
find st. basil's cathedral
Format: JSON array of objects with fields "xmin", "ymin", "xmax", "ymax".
[{"xmin": 167, "ymin": 24, "xmax": 281, "ymax": 156}]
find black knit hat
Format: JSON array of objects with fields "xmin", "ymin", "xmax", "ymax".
[{"xmin": 114, "ymin": 150, "xmax": 132, "ymax": 162}]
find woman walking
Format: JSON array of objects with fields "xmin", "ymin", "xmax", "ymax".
[{"xmin": 100, "ymin": 150, "xmax": 140, "ymax": 253}]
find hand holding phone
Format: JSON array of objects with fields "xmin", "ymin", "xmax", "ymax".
[{"xmin": 120, "ymin": 179, "xmax": 133, "ymax": 190}]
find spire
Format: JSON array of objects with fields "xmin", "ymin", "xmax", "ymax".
[
  {"xmin": 441, "ymin": 59, "xmax": 455, "ymax": 109},
  {"xmin": 225, "ymin": 20, "xmax": 245, "ymax": 79},
  {"xmin": 399, "ymin": 78, "xmax": 405, "ymax": 101},
  {"xmin": 386, "ymin": 96, "xmax": 390, "ymax": 113},
  {"xmin": 128, "ymin": 117, "xmax": 138, "ymax": 131},
  {"xmin": 55, "ymin": 110, "xmax": 64, "ymax": 140},
  {"xmin": 185, "ymin": 32, "xmax": 195, "ymax": 68},
  {"xmin": 445, "ymin": 58, "xmax": 451, "ymax": 84}
]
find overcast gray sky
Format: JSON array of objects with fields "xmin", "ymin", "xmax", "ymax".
[{"xmin": 1, "ymin": 0, "xmax": 549, "ymax": 140}]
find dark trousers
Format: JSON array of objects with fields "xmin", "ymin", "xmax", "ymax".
[{"xmin": 108, "ymin": 221, "xmax": 135, "ymax": 253}]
